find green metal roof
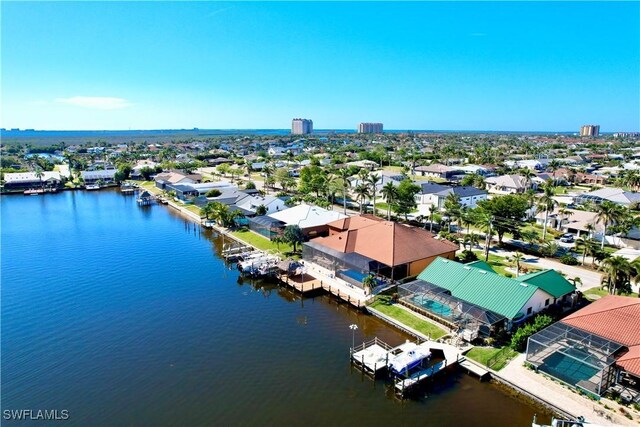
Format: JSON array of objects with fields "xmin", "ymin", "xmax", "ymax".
[
  {"xmin": 515, "ymin": 270, "xmax": 576, "ymax": 299},
  {"xmin": 453, "ymin": 270, "xmax": 539, "ymax": 319},
  {"xmin": 466, "ymin": 260, "xmax": 497, "ymax": 273},
  {"xmin": 417, "ymin": 258, "xmax": 472, "ymax": 291},
  {"xmin": 416, "ymin": 257, "xmax": 541, "ymax": 319}
]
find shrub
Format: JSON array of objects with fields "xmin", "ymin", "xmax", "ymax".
[
  {"xmin": 560, "ymin": 254, "xmax": 579, "ymax": 265},
  {"xmin": 458, "ymin": 250, "xmax": 478, "ymax": 263},
  {"xmin": 510, "ymin": 314, "xmax": 554, "ymax": 352},
  {"xmin": 206, "ymin": 189, "xmax": 222, "ymax": 198},
  {"xmin": 244, "ymin": 181, "xmax": 256, "ymax": 190}
]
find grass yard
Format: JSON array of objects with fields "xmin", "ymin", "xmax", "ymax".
[
  {"xmin": 139, "ymin": 181, "xmax": 162, "ymax": 195},
  {"xmin": 465, "ymin": 346, "xmax": 518, "ymax": 371},
  {"xmin": 583, "ymin": 287, "xmax": 638, "ymax": 301},
  {"xmin": 183, "ymin": 204, "xmax": 202, "ymax": 215},
  {"xmin": 229, "ymin": 229, "xmax": 295, "ymax": 255},
  {"xmin": 368, "ymin": 297, "xmax": 448, "ymax": 340},
  {"xmin": 472, "ymin": 251, "xmax": 511, "ymax": 276}
]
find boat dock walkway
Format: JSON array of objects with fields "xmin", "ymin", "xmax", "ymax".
[
  {"xmin": 278, "ymin": 272, "xmax": 324, "ymax": 295},
  {"xmin": 352, "ymin": 337, "xmax": 464, "ymax": 395},
  {"xmin": 458, "ymin": 358, "xmax": 490, "ymax": 379}
]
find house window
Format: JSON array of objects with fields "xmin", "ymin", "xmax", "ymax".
[
  {"xmin": 527, "ymin": 307, "xmax": 532, "ymax": 315},
  {"xmin": 545, "ymin": 299, "xmax": 550, "ymax": 306}
]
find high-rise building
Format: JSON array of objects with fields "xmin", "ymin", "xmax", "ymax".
[
  {"xmin": 580, "ymin": 125, "xmax": 600, "ymax": 137},
  {"xmin": 358, "ymin": 122, "xmax": 384, "ymax": 134},
  {"xmin": 291, "ymin": 118, "xmax": 313, "ymax": 135}
]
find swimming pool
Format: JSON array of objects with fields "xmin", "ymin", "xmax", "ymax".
[
  {"xmin": 540, "ymin": 349, "xmax": 601, "ymax": 390},
  {"xmin": 411, "ymin": 295, "xmax": 453, "ymax": 318}
]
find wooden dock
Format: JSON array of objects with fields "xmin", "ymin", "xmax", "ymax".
[
  {"xmin": 458, "ymin": 358, "xmax": 490, "ymax": 379},
  {"xmin": 278, "ymin": 272, "xmax": 325, "ymax": 295},
  {"xmin": 321, "ymin": 282, "xmax": 366, "ymax": 308},
  {"xmin": 351, "ymin": 337, "xmax": 394, "ymax": 376}
]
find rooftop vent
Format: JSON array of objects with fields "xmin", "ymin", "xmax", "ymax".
[{"xmin": 478, "ymin": 270, "xmax": 487, "ymax": 274}]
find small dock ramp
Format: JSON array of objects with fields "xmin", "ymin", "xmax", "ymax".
[{"xmin": 458, "ymin": 358, "xmax": 490, "ymax": 379}]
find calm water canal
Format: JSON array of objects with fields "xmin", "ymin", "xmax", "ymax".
[{"xmin": 1, "ymin": 190, "xmax": 552, "ymax": 426}]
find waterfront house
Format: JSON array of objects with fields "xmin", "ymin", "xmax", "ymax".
[
  {"xmin": 303, "ymin": 219, "xmax": 458, "ymax": 285},
  {"xmin": 154, "ymin": 171, "xmax": 202, "ymax": 190},
  {"xmin": 526, "ymin": 296, "xmax": 640, "ymax": 399},
  {"xmin": 267, "ymin": 204, "xmax": 348, "ymax": 238},
  {"xmin": 399, "ymin": 258, "xmax": 575, "ymax": 338},
  {"xmin": 81, "ymin": 169, "xmax": 117, "ymax": 185},
  {"xmin": 3, "ymin": 171, "xmax": 64, "ymax": 191}
]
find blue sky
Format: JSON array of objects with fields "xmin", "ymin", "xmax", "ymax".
[{"xmin": 2, "ymin": 1, "xmax": 639, "ymax": 132}]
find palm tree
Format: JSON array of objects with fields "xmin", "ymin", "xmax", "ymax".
[
  {"xmin": 556, "ymin": 207, "xmax": 573, "ymax": 231},
  {"xmin": 520, "ymin": 168, "xmax": 535, "ymax": 190},
  {"xmin": 600, "ymin": 256, "xmax": 634, "ymax": 295},
  {"xmin": 354, "ymin": 183, "xmax": 371, "ymax": 214},
  {"xmin": 464, "ymin": 232, "xmax": 480, "ymax": 251},
  {"xmin": 576, "ymin": 237, "xmax": 597, "ymax": 266},
  {"xmin": 428, "ymin": 204, "xmax": 436, "ymax": 233},
  {"xmin": 537, "ymin": 180, "xmax": 558, "ymax": 240},
  {"xmin": 443, "ymin": 193, "xmax": 462, "ymax": 233},
  {"xmin": 201, "ymin": 202, "xmax": 215, "ymax": 221},
  {"xmin": 474, "ymin": 212, "xmax": 493, "ymax": 262},
  {"xmin": 595, "ymin": 201, "xmax": 625, "ymax": 249},
  {"xmin": 336, "ymin": 168, "xmax": 351, "ymax": 214},
  {"xmin": 520, "ymin": 229, "xmax": 540, "ymax": 249},
  {"xmin": 381, "ymin": 182, "xmax": 397, "ymax": 220},
  {"xmin": 34, "ymin": 168, "xmax": 44, "ymax": 190},
  {"xmin": 367, "ymin": 174, "xmax": 381, "ymax": 216},
  {"xmin": 508, "ymin": 251, "xmax": 524, "ymax": 277}
]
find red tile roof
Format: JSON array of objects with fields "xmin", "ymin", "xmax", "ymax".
[
  {"xmin": 562, "ymin": 295, "xmax": 640, "ymax": 376},
  {"xmin": 312, "ymin": 220, "xmax": 458, "ymax": 266},
  {"xmin": 327, "ymin": 214, "xmax": 383, "ymax": 232}
]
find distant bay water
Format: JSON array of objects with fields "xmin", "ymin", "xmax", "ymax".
[
  {"xmin": 1, "ymin": 128, "xmax": 579, "ymax": 146},
  {"xmin": 1, "ymin": 190, "xmax": 551, "ymax": 426}
]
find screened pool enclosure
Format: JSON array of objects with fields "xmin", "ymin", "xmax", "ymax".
[
  {"xmin": 302, "ymin": 241, "xmax": 389, "ymax": 289},
  {"xmin": 526, "ymin": 322, "xmax": 624, "ymax": 397},
  {"xmin": 397, "ymin": 280, "xmax": 506, "ymax": 336}
]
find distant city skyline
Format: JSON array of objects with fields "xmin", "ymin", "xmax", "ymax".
[{"xmin": 2, "ymin": 2, "xmax": 639, "ymax": 132}]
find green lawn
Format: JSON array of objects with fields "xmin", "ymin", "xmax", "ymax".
[
  {"xmin": 583, "ymin": 287, "xmax": 638, "ymax": 300},
  {"xmin": 139, "ymin": 181, "xmax": 162, "ymax": 195},
  {"xmin": 184, "ymin": 205, "xmax": 202, "ymax": 215},
  {"xmin": 472, "ymin": 251, "xmax": 511, "ymax": 276},
  {"xmin": 368, "ymin": 297, "xmax": 447, "ymax": 340},
  {"xmin": 229, "ymin": 229, "xmax": 295, "ymax": 255},
  {"xmin": 471, "ymin": 251, "xmax": 538, "ymax": 277},
  {"xmin": 465, "ymin": 346, "xmax": 518, "ymax": 371}
]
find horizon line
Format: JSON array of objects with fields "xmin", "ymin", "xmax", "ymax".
[{"xmin": 2, "ymin": 128, "xmax": 621, "ymax": 135}]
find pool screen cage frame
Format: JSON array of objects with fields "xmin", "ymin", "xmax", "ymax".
[
  {"xmin": 397, "ymin": 280, "xmax": 506, "ymax": 335},
  {"xmin": 302, "ymin": 241, "xmax": 389, "ymax": 290},
  {"xmin": 526, "ymin": 322, "xmax": 624, "ymax": 396}
]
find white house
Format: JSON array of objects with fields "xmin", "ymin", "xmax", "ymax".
[
  {"xmin": 414, "ymin": 182, "xmax": 487, "ymax": 215},
  {"xmin": 486, "ymin": 175, "xmax": 534, "ymax": 194}
]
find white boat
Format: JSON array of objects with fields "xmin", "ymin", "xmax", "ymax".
[
  {"xmin": 238, "ymin": 254, "xmax": 279, "ymax": 273},
  {"xmin": 85, "ymin": 184, "xmax": 101, "ymax": 191},
  {"xmin": 388, "ymin": 342, "xmax": 431, "ymax": 375}
]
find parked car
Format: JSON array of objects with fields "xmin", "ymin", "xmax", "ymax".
[{"xmin": 559, "ymin": 233, "xmax": 574, "ymax": 243}]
